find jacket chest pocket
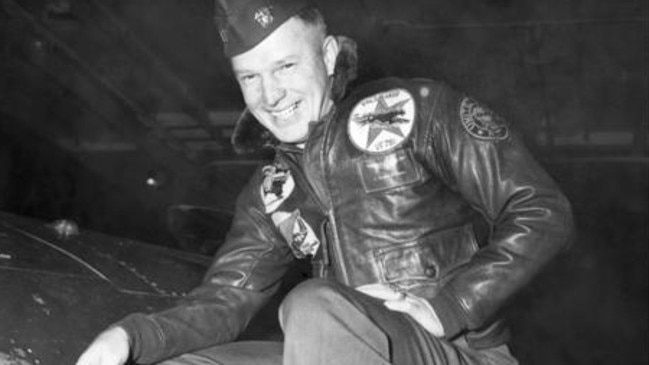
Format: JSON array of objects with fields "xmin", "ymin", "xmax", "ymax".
[
  {"xmin": 356, "ymin": 148, "xmax": 425, "ymax": 194},
  {"xmin": 372, "ymin": 223, "xmax": 479, "ymax": 290}
]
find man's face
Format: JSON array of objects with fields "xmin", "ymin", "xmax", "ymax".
[{"xmin": 231, "ymin": 17, "xmax": 338, "ymax": 143}]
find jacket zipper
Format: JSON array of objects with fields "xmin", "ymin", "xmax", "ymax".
[
  {"xmin": 277, "ymin": 120, "xmax": 350, "ymax": 285},
  {"xmin": 312, "ymin": 114, "xmax": 350, "ymax": 285}
]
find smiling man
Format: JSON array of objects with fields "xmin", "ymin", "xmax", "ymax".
[
  {"xmin": 231, "ymin": 16, "xmax": 338, "ymax": 143},
  {"xmin": 76, "ymin": 0, "xmax": 573, "ymax": 364}
]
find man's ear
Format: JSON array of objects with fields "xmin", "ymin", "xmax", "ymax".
[{"xmin": 322, "ymin": 35, "xmax": 340, "ymax": 77}]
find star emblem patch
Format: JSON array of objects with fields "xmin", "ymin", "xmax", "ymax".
[{"xmin": 348, "ymin": 89, "xmax": 415, "ymax": 153}]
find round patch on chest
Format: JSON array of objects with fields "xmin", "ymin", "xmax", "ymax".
[
  {"xmin": 459, "ymin": 98, "xmax": 509, "ymax": 141},
  {"xmin": 348, "ymin": 89, "xmax": 416, "ymax": 154}
]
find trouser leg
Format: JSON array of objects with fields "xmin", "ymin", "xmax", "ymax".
[
  {"xmin": 156, "ymin": 341, "xmax": 282, "ymax": 365},
  {"xmin": 279, "ymin": 278, "xmax": 517, "ymax": 365}
]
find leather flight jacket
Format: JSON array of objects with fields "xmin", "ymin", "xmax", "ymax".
[{"xmin": 117, "ymin": 39, "xmax": 573, "ymax": 364}]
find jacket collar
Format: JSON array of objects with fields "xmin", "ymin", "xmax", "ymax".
[{"xmin": 231, "ymin": 35, "xmax": 358, "ymax": 155}]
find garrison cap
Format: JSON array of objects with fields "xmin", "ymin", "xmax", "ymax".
[{"xmin": 214, "ymin": 0, "xmax": 315, "ymax": 57}]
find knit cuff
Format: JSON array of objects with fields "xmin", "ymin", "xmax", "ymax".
[
  {"xmin": 428, "ymin": 290, "xmax": 470, "ymax": 339},
  {"xmin": 113, "ymin": 313, "xmax": 166, "ymax": 365}
]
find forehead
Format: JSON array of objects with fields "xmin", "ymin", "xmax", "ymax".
[{"xmin": 230, "ymin": 17, "xmax": 318, "ymax": 72}]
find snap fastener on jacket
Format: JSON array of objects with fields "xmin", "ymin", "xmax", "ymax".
[{"xmin": 424, "ymin": 266, "xmax": 437, "ymax": 278}]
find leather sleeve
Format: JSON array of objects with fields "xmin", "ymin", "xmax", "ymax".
[
  {"xmin": 117, "ymin": 170, "xmax": 294, "ymax": 364},
  {"xmin": 423, "ymin": 87, "xmax": 574, "ymax": 338}
]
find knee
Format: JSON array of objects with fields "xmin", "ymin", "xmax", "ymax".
[{"xmin": 279, "ymin": 279, "xmax": 341, "ymax": 328}]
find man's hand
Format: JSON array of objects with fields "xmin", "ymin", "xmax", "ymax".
[
  {"xmin": 75, "ymin": 326, "xmax": 131, "ymax": 365},
  {"xmin": 356, "ymin": 284, "xmax": 445, "ymax": 337}
]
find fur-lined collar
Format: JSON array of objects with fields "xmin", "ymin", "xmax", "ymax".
[{"xmin": 231, "ymin": 36, "xmax": 358, "ymax": 155}]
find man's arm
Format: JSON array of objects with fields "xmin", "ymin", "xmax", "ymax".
[
  {"xmin": 76, "ymin": 170, "xmax": 294, "ymax": 364},
  {"xmin": 423, "ymin": 91, "xmax": 574, "ymax": 339}
]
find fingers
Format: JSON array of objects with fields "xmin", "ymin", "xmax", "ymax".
[
  {"xmin": 76, "ymin": 348, "xmax": 125, "ymax": 365},
  {"xmin": 357, "ymin": 284, "xmax": 445, "ymax": 337},
  {"xmin": 384, "ymin": 294, "xmax": 445, "ymax": 337},
  {"xmin": 355, "ymin": 283, "xmax": 403, "ymax": 301},
  {"xmin": 383, "ymin": 295, "xmax": 411, "ymax": 313},
  {"xmin": 76, "ymin": 346, "xmax": 126, "ymax": 365},
  {"xmin": 75, "ymin": 327, "xmax": 130, "ymax": 365}
]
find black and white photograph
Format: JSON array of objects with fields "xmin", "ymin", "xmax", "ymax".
[{"xmin": 1, "ymin": 1, "xmax": 647, "ymax": 364}]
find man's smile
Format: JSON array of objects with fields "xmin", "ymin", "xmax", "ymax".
[{"xmin": 270, "ymin": 101, "xmax": 301, "ymax": 119}]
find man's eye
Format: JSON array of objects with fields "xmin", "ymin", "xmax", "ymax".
[
  {"xmin": 239, "ymin": 74, "xmax": 257, "ymax": 84},
  {"xmin": 277, "ymin": 63, "xmax": 296, "ymax": 74}
]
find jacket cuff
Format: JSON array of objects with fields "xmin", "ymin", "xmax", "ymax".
[
  {"xmin": 114, "ymin": 313, "xmax": 166, "ymax": 365},
  {"xmin": 428, "ymin": 290, "xmax": 469, "ymax": 339}
]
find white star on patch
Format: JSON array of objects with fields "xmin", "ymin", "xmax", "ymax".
[{"xmin": 348, "ymin": 89, "xmax": 415, "ymax": 153}]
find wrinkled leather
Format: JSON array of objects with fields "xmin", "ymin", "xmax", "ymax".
[
  {"xmin": 281, "ymin": 77, "xmax": 574, "ymax": 347},
  {"xmin": 118, "ymin": 52, "xmax": 573, "ymax": 365}
]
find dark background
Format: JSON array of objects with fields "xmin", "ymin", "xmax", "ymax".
[{"xmin": 0, "ymin": 0, "xmax": 647, "ymax": 364}]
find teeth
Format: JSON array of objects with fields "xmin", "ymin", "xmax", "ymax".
[{"xmin": 272, "ymin": 103, "xmax": 298, "ymax": 119}]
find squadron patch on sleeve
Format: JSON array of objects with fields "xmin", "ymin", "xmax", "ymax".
[
  {"xmin": 271, "ymin": 210, "xmax": 320, "ymax": 259},
  {"xmin": 260, "ymin": 164, "xmax": 294, "ymax": 213},
  {"xmin": 459, "ymin": 97, "xmax": 509, "ymax": 141},
  {"xmin": 348, "ymin": 89, "xmax": 416, "ymax": 154}
]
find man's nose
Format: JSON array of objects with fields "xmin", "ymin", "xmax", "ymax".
[{"xmin": 261, "ymin": 76, "xmax": 285, "ymax": 107}]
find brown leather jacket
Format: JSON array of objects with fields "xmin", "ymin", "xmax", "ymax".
[{"xmin": 118, "ymin": 39, "xmax": 573, "ymax": 364}]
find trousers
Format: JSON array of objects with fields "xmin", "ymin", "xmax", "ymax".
[{"xmin": 158, "ymin": 279, "xmax": 518, "ymax": 365}]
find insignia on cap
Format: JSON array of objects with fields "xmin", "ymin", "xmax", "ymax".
[
  {"xmin": 254, "ymin": 6, "xmax": 274, "ymax": 28},
  {"xmin": 348, "ymin": 89, "xmax": 416, "ymax": 154},
  {"xmin": 459, "ymin": 97, "xmax": 509, "ymax": 141}
]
